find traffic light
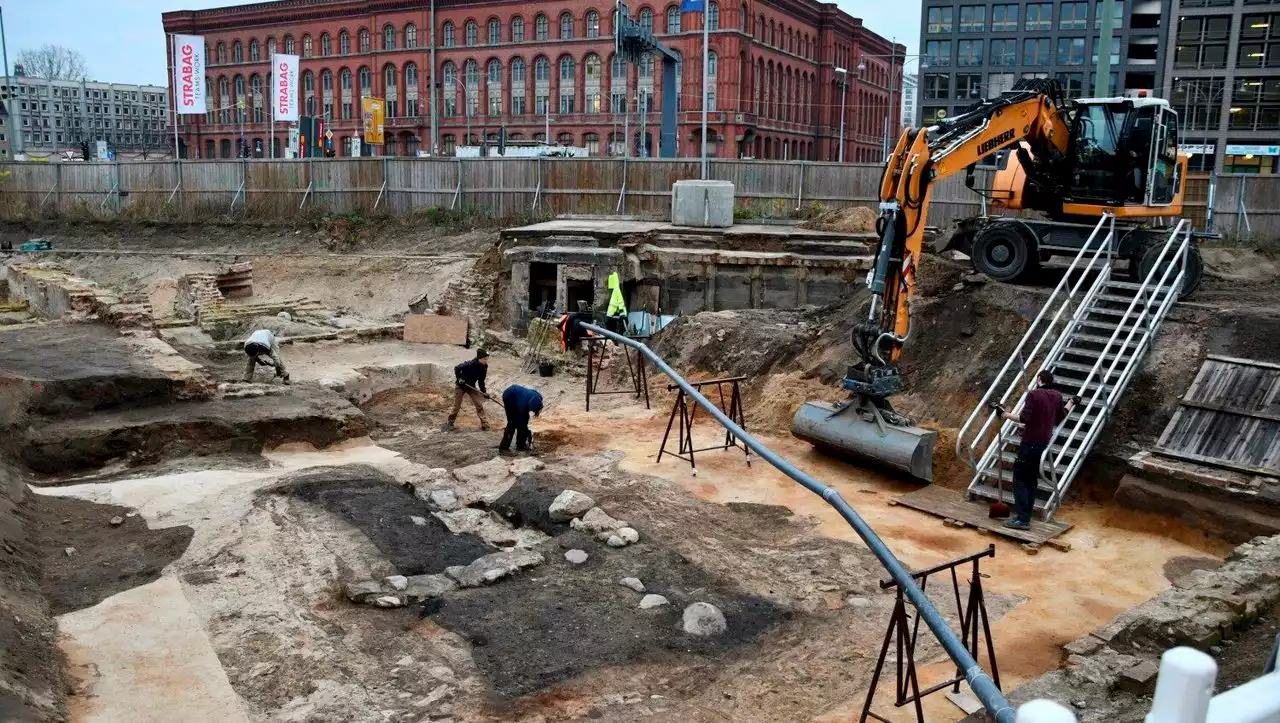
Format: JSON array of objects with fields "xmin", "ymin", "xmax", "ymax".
[{"xmin": 80, "ymin": 141, "xmax": 90, "ymax": 161}]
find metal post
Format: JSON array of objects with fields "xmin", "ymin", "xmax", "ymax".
[
  {"xmin": 699, "ymin": 1, "xmax": 709, "ymax": 178},
  {"xmin": 578, "ymin": 322, "xmax": 1016, "ymax": 723},
  {"xmin": 837, "ymin": 70, "xmax": 848, "ymax": 163},
  {"xmin": 882, "ymin": 46, "xmax": 896, "ymax": 161},
  {"xmin": 1095, "ymin": 0, "xmax": 1116, "ymax": 97},
  {"xmin": 623, "ymin": 78, "xmax": 631, "ymax": 159},
  {"xmin": 269, "ymin": 53, "xmax": 275, "ymax": 159},
  {"xmin": 544, "ymin": 97, "xmax": 550, "ymax": 143},
  {"xmin": 430, "ymin": 0, "xmax": 438, "ymax": 154},
  {"xmin": 639, "ymin": 91, "xmax": 647, "ymax": 157},
  {"xmin": 171, "ymin": 34, "xmax": 182, "ymax": 160},
  {"xmin": 0, "ymin": 7, "xmax": 23, "ymax": 157}
]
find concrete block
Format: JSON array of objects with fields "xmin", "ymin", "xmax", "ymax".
[
  {"xmin": 403, "ymin": 314, "xmax": 468, "ymax": 345},
  {"xmin": 1063, "ymin": 635, "xmax": 1106, "ymax": 658},
  {"xmin": 1114, "ymin": 660, "xmax": 1159, "ymax": 695},
  {"xmin": 671, "ymin": 180, "xmax": 734, "ymax": 228}
]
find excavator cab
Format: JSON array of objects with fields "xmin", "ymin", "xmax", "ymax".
[{"xmin": 1062, "ymin": 97, "xmax": 1181, "ymax": 211}]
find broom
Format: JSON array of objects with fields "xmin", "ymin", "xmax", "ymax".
[{"xmin": 987, "ymin": 402, "xmax": 1012, "ymax": 519}]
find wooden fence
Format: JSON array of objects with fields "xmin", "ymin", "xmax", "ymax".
[{"xmin": 0, "ymin": 158, "xmax": 1272, "ymax": 240}]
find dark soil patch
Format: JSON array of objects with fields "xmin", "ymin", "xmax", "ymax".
[
  {"xmin": 726, "ymin": 502, "xmax": 795, "ymax": 522},
  {"xmin": 0, "ymin": 463, "xmax": 64, "ymax": 722},
  {"xmin": 1215, "ymin": 600, "xmax": 1279, "ymax": 692},
  {"xmin": 378, "ymin": 429, "xmax": 507, "ymax": 469},
  {"xmin": 490, "ymin": 472, "xmax": 576, "ymax": 534},
  {"xmin": 33, "ymin": 494, "xmax": 193, "ymax": 616},
  {"xmin": 428, "ymin": 529, "xmax": 787, "ymax": 703},
  {"xmin": 1162, "ymin": 555, "xmax": 1223, "ymax": 585},
  {"xmin": 270, "ymin": 465, "xmax": 493, "ymax": 575}
]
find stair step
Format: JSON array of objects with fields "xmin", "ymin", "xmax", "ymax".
[
  {"xmin": 1058, "ymin": 346, "xmax": 1135, "ymax": 366},
  {"xmin": 1066, "ymin": 332, "xmax": 1145, "ymax": 349},
  {"xmin": 1106, "ymin": 280, "xmax": 1178, "ymax": 294},
  {"xmin": 995, "ymin": 451, "xmax": 1071, "ymax": 471},
  {"xmin": 1095, "ymin": 292, "xmax": 1156, "ymax": 306},
  {"xmin": 1051, "ymin": 359, "xmax": 1126, "ymax": 377},
  {"xmin": 969, "ymin": 481, "xmax": 1052, "ymax": 509},
  {"xmin": 1076, "ymin": 318, "xmax": 1126, "ymax": 333}
]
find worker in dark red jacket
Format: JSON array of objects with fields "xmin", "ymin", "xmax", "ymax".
[
  {"xmin": 500, "ymin": 384, "xmax": 544, "ymax": 453},
  {"xmin": 993, "ymin": 369, "xmax": 1077, "ymax": 530}
]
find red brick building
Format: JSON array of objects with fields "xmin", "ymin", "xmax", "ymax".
[{"xmin": 162, "ymin": 0, "xmax": 903, "ymax": 161}]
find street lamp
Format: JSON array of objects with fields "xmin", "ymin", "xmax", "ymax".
[
  {"xmin": 856, "ymin": 52, "xmax": 927, "ymax": 161},
  {"xmin": 834, "ymin": 67, "xmax": 848, "ymax": 163}
]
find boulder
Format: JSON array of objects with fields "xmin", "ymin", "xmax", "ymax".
[
  {"xmin": 429, "ymin": 488, "xmax": 460, "ymax": 512},
  {"xmin": 565, "ymin": 549, "xmax": 590, "ymax": 565},
  {"xmin": 571, "ymin": 506, "xmax": 627, "ymax": 535},
  {"xmin": 445, "ymin": 548, "xmax": 545, "ymax": 588},
  {"xmin": 682, "ymin": 602, "xmax": 727, "ymax": 636},
  {"xmin": 404, "ymin": 573, "xmax": 458, "ymax": 602},
  {"xmin": 619, "ymin": 577, "xmax": 645, "ymax": 593},
  {"xmin": 345, "ymin": 580, "xmax": 385, "ymax": 603},
  {"xmin": 639, "ymin": 594, "xmax": 669, "ymax": 609},
  {"xmin": 548, "ymin": 489, "xmax": 596, "ymax": 522}
]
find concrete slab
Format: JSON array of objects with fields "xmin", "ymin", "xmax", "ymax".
[
  {"xmin": 59, "ymin": 575, "xmax": 251, "ymax": 723},
  {"xmin": 501, "ymin": 219, "xmax": 876, "ymax": 246},
  {"xmin": 403, "ymin": 314, "xmax": 468, "ymax": 345}
]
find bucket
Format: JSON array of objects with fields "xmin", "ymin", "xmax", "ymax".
[{"xmin": 538, "ymin": 361, "xmax": 555, "ymax": 377}]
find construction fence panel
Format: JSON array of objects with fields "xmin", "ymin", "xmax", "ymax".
[
  {"xmin": 244, "ymin": 160, "xmax": 310, "ymax": 218},
  {"xmin": 384, "ymin": 158, "xmax": 457, "ymax": 214},
  {"xmin": 712, "ymin": 160, "xmax": 803, "ymax": 217},
  {"xmin": 309, "ymin": 158, "xmax": 385, "ymax": 214},
  {"xmin": 1183, "ymin": 174, "xmax": 1211, "ymax": 230},
  {"xmin": 58, "ymin": 162, "xmax": 122, "ymax": 215},
  {"xmin": 543, "ymin": 158, "xmax": 626, "ymax": 215},
  {"xmin": 624, "ymin": 160, "xmax": 700, "ymax": 216},
  {"xmin": 1211, "ymin": 174, "xmax": 1280, "ymax": 241},
  {"xmin": 181, "ymin": 161, "xmax": 244, "ymax": 216},
  {"xmin": 0, "ymin": 163, "xmax": 58, "ymax": 216},
  {"xmin": 799, "ymin": 163, "xmax": 883, "ymax": 209},
  {"xmin": 457, "ymin": 159, "xmax": 541, "ymax": 217},
  {"xmin": 116, "ymin": 162, "xmax": 180, "ymax": 216}
]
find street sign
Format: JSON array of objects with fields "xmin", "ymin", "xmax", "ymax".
[{"xmin": 325, "ymin": 129, "xmax": 333, "ymax": 140}]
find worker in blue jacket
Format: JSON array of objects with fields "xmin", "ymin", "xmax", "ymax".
[{"xmin": 499, "ymin": 384, "xmax": 544, "ymax": 453}]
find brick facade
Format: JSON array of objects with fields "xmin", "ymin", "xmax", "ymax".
[{"xmin": 163, "ymin": 0, "xmax": 903, "ymax": 162}]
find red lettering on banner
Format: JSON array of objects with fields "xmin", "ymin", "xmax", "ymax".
[
  {"xmin": 179, "ymin": 44, "xmax": 196, "ymax": 108},
  {"xmin": 277, "ymin": 62, "xmax": 292, "ymax": 115}
]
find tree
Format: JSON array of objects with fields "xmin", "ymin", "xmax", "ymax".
[{"xmin": 15, "ymin": 45, "xmax": 89, "ymax": 81}]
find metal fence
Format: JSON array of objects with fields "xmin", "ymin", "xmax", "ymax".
[{"xmin": 0, "ymin": 158, "xmax": 1273, "ymax": 240}]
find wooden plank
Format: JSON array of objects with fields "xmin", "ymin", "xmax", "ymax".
[
  {"xmin": 1150, "ymin": 445, "xmax": 1279, "ymax": 478},
  {"xmin": 893, "ymin": 486, "xmax": 1073, "ymax": 551},
  {"xmin": 1204, "ymin": 355, "xmax": 1280, "ymax": 372},
  {"xmin": 1174, "ymin": 398, "xmax": 1280, "ymax": 424}
]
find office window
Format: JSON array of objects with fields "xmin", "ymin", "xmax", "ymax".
[
  {"xmin": 1023, "ymin": 37, "xmax": 1051, "ymax": 65},
  {"xmin": 959, "ymin": 5, "xmax": 986, "ymax": 32},
  {"xmin": 926, "ymin": 40, "xmax": 953, "ymax": 66},
  {"xmin": 922, "ymin": 105, "xmax": 949, "ymax": 122},
  {"xmin": 1057, "ymin": 37, "xmax": 1086, "ymax": 64},
  {"xmin": 1059, "ymin": 2, "xmax": 1088, "ymax": 29},
  {"xmin": 957, "ymin": 39, "xmax": 983, "ymax": 66},
  {"xmin": 991, "ymin": 5, "xmax": 1019, "ymax": 31},
  {"xmin": 926, "ymin": 7, "xmax": 954, "ymax": 33},
  {"xmin": 956, "ymin": 73, "xmax": 982, "ymax": 99},
  {"xmin": 535, "ymin": 14, "xmax": 549, "ymax": 40},
  {"xmin": 1171, "ymin": 78, "xmax": 1224, "ymax": 132},
  {"xmin": 990, "ymin": 38, "xmax": 1017, "ymax": 65},
  {"xmin": 512, "ymin": 18, "xmax": 525, "ymax": 42},
  {"xmin": 560, "ymin": 12, "xmax": 574, "ymax": 39},
  {"xmin": 988, "ymin": 72, "xmax": 1016, "ymax": 96},
  {"xmin": 1093, "ymin": 0, "xmax": 1124, "ymax": 28},
  {"xmin": 667, "ymin": 6, "xmax": 682, "ymax": 33},
  {"xmin": 1057, "ymin": 72, "xmax": 1086, "ymax": 97},
  {"xmin": 1025, "ymin": 3, "xmax": 1053, "ymax": 30},
  {"xmin": 1089, "ymin": 72, "xmax": 1119, "ymax": 96},
  {"xmin": 588, "ymin": 10, "xmax": 601, "ymax": 37},
  {"xmin": 466, "ymin": 21, "xmax": 478, "ymax": 46},
  {"xmin": 1090, "ymin": 36, "xmax": 1121, "ymax": 64},
  {"xmin": 443, "ymin": 22, "xmax": 455, "ymax": 47},
  {"xmin": 1238, "ymin": 14, "xmax": 1280, "ymax": 68},
  {"xmin": 1231, "ymin": 78, "xmax": 1280, "ymax": 129}
]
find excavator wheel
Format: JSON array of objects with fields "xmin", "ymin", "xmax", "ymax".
[
  {"xmin": 970, "ymin": 223, "xmax": 1040, "ymax": 282},
  {"xmin": 1129, "ymin": 235, "xmax": 1204, "ymax": 299}
]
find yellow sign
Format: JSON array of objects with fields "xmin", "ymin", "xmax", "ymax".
[{"xmin": 362, "ymin": 97, "xmax": 385, "ymax": 145}]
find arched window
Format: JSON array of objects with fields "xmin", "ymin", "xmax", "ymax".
[
  {"xmin": 708, "ymin": 51, "xmax": 718, "ymax": 76},
  {"xmin": 466, "ymin": 20, "xmax": 478, "ymax": 46},
  {"xmin": 232, "ymin": 40, "xmax": 243, "ymax": 63},
  {"xmin": 443, "ymin": 62, "xmax": 457, "ymax": 85},
  {"xmin": 512, "ymin": 58, "xmax": 526, "ymax": 82},
  {"xmin": 338, "ymin": 30, "xmax": 350, "ymax": 54},
  {"xmin": 249, "ymin": 39, "xmax": 260, "ymax": 62},
  {"xmin": 559, "ymin": 55, "xmax": 575, "ymax": 81},
  {"xmin": 303, "ymin": 70, "xmax": 314, "ymax": 91},
  {"xmin": 639, "ymin": 8, "xmax": 653, "ymax": 32},
  {"xmin": 443, "ymin": 22, "xmax": 455, "ymax": 47},
  {"xmin": 511, "ymin": 17, "xmax": 525, "ymax": 42},
  {"xmin": 321, "ymin": 70, "xmax": 333, "ymax": 91},
  {"xmin": 250, "ymin": 74, "xmax": 264, "ymax": 120},
  {"xmin": 321, "ymin": 33, "xmax": 331, "ymax": 56},
  {"xmin": 535, "ymin": 14, "xmax": 549, "ymax": 41},
  {"xmin": 587, "ymin": 10, "xmax": 600, "ymax": 38},
  {"xmin": 284, "ymin": 35, "xmax": 295, "ymax": 54},
  {"xmin": 584, "ymin": 132, "xmax": 600, "ymax": 154},
  {"xmin": 611, "ymin": 54, "xmax": 626, "ymax": 78},
  {"xmin": 488, "ymin": 59, "xmax": 502, "ymax": 84},
  {"xmin": 405, "ymin": 63, "xmax": 418, "ymax": 86},
  {"xmin": 358, "ymin": 28, "xmax": 370, "ymax": 53},
  {"xmin": 303, "ymin": 70, "xmax": 314, "ymax": 114},
  {"xmin": 465, "ymin": 59, "xmax": 479, "ymax": 85},
  {"xmin": 708, "ymin": 1, "xmax": 720, "ymax": 29},
  {"xmin": 405, "ymin": 24, "xmax": 418, "ymax": 49},
  {"xmin": 384, "ymin": 64, "xmax": 397, "ymax": 88},
  {"xmin": 666, "ymin": 6, "xmax": 681, "ymax": 33},
  {"xmin": 234, "ymin": 74, "xmax": 246, "ymax": 97},
  {"xmin": 560, "ymin": 12, "xmax": 574, "ymax": 39},
  {"xmin": 384, "ymin": 24, "xmax": 396, "ymax": 50},
  {"xmin": 585, "ymin": 53, "xmax": 602, "ymax": 80},
  {"xmin": 359, "ymin": 66, "xmax": 372, "ymax": 91},
  {"xmin": 534, "ymin": 56, "xmax": 550, "ymax": 81},
  {"xmin": 639, "ymin": 53, "xmax": 654, "ymax": 78},
  {"xmin": 340, "ymin": 68, "xmax": 352, "ymax": 90},
  {"xmin": 488, "ymin": 19, "xmax": 500, "ymax": 44},
  {"xmin": 266, "ymin": 38, "xmax": 276, "ymax": 57},
  {"xmin": 216, "ymin": 42, "xmax": 226, "ymax": 64}
]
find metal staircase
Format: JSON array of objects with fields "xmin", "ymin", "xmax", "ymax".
[{"xmin": 956, "ymin": 215, "xmax": 1194, "ymax": 521}]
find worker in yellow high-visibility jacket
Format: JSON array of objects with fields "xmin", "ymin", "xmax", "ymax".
[{"xmin": 605, "ymin": 271, "xmax": 627, "ymax": 334}]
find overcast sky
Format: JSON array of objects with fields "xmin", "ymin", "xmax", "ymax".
[{"xmin": 1, "ymin": 0, "xmax": 921, "ymax": 86}]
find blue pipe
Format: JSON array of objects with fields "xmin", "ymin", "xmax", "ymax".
[{"xmin": 582, "ymin": 323, "xmax": 1016, "ymax": 723}]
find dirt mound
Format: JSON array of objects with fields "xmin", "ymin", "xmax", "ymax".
[
  {"xmin": 648, "ymin": 308, "xmax": 820, "ymax": 381},
  {"xmin": 799, "ymin": 205, "xmax": 879, "ymax": 233},
  {"xmin": 745, "ymin": 372, "xmax": 845, "ymax": 435}
]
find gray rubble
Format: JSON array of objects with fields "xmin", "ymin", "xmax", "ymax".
[
  {"xmin": 445, "ymin": 548, "xmax": 545, "ymax": 588},
  {"xmin": 682, "ymin": 602, "xmax": 727, "ymax": 636}
]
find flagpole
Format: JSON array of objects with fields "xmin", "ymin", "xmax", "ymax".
[
  {"xmin": 699, "ymin": 0, "xmax": 708, "ymax": 178},
  {"xmin": 269, "ymin": 52, "xmax": 275, "ymax": 158},
  {"xmin": 171, "ymin": 34, "xmax": 181, "ymax": 160}
]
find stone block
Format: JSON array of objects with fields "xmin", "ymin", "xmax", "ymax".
[
  {"xmin": 1114, "ymin": 660, "xmax": 1159, "ymax": 695},
  {"xmin": 671, "ymin": 180, "xmax": 734, "ymax": 228},
  {"xmin": 1062, "ymin": 635, "xmax": 1106, "ymax": 658},
  {"xmin": 403, "ymin": 314, "xmax": 468, "ymax": 345}
]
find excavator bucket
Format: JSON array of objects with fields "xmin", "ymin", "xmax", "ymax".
[{"xmin": 791, "ymin": 400, "xmax": 937, "ymax": 482}]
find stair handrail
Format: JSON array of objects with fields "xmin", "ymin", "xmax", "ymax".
[
  {"xmin": 1040, "ymin": 220, "xmax": 1191, "ymax": 515},
  {"xmin": 955, "ymin": 213, "xmax": 1117, "ymax": 473}
]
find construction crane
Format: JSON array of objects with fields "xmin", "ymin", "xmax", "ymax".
[{"xmin": 791, "ymin": 78, "xmax": 1200, "ymax": 481}]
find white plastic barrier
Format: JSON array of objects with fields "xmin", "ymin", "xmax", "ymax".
[{"xmin": 1016, "ymin": 647, "xmax": 1280, "ymax": 723}]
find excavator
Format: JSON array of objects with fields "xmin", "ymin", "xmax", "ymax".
[{"xmin": 791, "ymin": 78, "xmax": 1201, "ymax": 481}]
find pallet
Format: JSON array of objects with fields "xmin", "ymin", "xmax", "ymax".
[{"xmin": 891, "ymin": 485, "xmax": 1073, "ymax": 552}]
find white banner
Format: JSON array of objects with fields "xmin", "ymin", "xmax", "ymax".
[
  {"xmin": 273, "ymin": 53, "xmax": 300, "ymax": 122},
  {"xmin": 172, "ymin": 34, "xmax": 206, "ymax": 115}
]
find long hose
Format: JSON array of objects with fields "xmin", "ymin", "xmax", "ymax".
[{"xmin": 580, "ymin": 323, "xmax": 1016, "ymax": 723}]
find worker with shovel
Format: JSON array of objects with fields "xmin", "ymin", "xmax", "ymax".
[
  {"xmin": 499, "ymin": 384, "xmax": 544, "ymax": 453},
  {"xmin": 446, "ymin": 350, "xmax": 491, "ymax": 431},
  {"xmin": 243, "ymin": 329, "xmax": 290, "ymax": 384},
  {"xmin": 991, "ymin": 369, "xmax": 1076, "ymax": 530}
]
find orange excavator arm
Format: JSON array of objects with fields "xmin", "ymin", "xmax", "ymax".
[{"xmin": 847, "ymin": 80, "xmax": 1070, "ymax": 403}]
